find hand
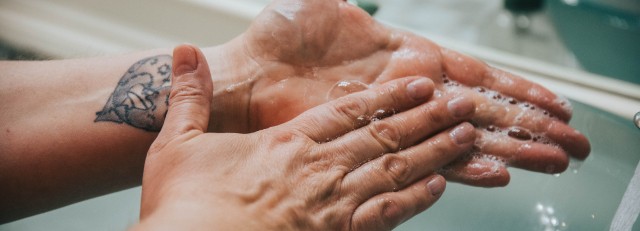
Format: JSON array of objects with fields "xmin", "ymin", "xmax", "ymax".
[
  {"xmin": 135, "ymin": 45, "xmax": 477, "ymax": 230},
  {"xmin": 212, "ymin": 0, "xmax": 590, "ymax": 186}
]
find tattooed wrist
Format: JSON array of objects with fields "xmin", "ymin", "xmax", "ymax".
[{"xmin": 95, "ymin": 55, "xmax": 173, "ymax": 132}]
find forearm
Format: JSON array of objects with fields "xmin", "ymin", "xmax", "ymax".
[{"xmin": 0, "ymin": 41, "xmax": 252, "ymax": 222}]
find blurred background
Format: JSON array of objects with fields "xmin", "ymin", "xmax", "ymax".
[{"xmin": 1, "ymin": 0, "xmax": 639, "ymax": 230}]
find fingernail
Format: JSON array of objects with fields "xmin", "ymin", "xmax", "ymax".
[
  {"xmin": 450, "ymin": 123, "xmax": 475, "ymax": 145},
  {"xmin": 173, "ymin": 45, "xmax": 198, "ymax": 76},
  {"xmin": 427, "ymin": 176, "xmax": 445, "ymax": 196},
  {"xmin": 407, "ymin": 78, "xmax": 432, "ymax": 100},
  {"xmin": 447, "ymin": 96, "xmax": 474, "ymax": 118}
]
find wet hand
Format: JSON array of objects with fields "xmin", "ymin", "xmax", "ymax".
[
  {"xmin": 232, "ymin": 0, "xmax": 590, "ymax": 186},
  {"xmin": 135, "ymin": 45, "xmax": 477, "ymax": 230}
]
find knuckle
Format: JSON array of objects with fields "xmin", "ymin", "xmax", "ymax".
[
  {"xmin": 332, "ymin": 97, "xmax": 370, "ymax": 123},
  {"xmin": 379, "ymin": 83, "xmax": 401, "ymax": 102},
  {"xmin": 378, "ymin": 197, "xmax": 404, "ymax": 230},
  {"xmin": 170, "ymin": 81, "xmax": 207, "ymax": 102},
  {"xmin": 420, "ymin": 101, "xmax": 445, "ymax": 125},
  {"xmin": 369, "ymin": 120, "xmax": 401, "ymax": 152},
  {"xmin": 381, "ymin": 154, "xmax": 412, "ymax": 186}
]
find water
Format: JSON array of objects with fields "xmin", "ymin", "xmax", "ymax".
[{"xmin": 396, "ymin": 100, "xmax": 640, "ymax": 231}]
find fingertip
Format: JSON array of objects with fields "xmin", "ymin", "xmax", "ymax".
[
  {"xmin": 510, "ymin": 143, "xmax": 570, "ymax": 173},
  {"xmin": 450, "ymin": 122, "xmax": 476, "ymax": 146},
  {"xmin": 573, "ymin": 134, "xmax": 591, "ymax": 160},
  {"xmin": 157, "ymin": 44, "xmax": 213, "ymax": 140},
  {"xmin": 406, "ymin": 77, "xmax": 435, "ymax": 101},
  {"xmin": 441, "ymin": 159, "xmax": 511, "ymax": 188},
  {"xmin": 426, "ymin": 174, "xmax": 446, "ymax": 196},
  {"xmin": 547, "ymin": 121, "xmax": 591, "ymax": 160},
  {"xmin": 173, "ymin": 44, "xmax": 199, "ymax": 76},
  {"xmin": 447, "ymin": 94, "xmax": 476, "ymax": 119}
]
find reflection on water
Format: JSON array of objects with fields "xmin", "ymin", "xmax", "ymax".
[{"xmin": 536, "ymin": 203, "xmax": 568, "ymax": 231}]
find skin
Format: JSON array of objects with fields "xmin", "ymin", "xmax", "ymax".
[
  {"xmin": 220, "ymin": 0, "xmax": 590, "ymax": 185},
  {"xmin": 134, "ymin": 44, "xmax": 478, "ymax": 231},
  {"xmin": 0, "ymin": 0, "xmax": 590, "ymax": 223}
]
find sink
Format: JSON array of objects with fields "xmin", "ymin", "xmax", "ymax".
[{"xmin": 547, "ymin": 0, "xmax": 640, "ymax": 84}]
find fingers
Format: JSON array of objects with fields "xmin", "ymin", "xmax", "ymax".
[
  {"xmin": 150, "ymin": 45, "xmax": 213, "ymax": 153},
  {"xmin": 341, "ymin": 123, "xmax": 475, "ymax": 203},
  {"xmin": 470, "ymin": 92, "xmax": 590, "ymax": 159},
  {"xmin": 475, "ymin": 130, "xmax": 570, "ymax": 173},
  {"xmin": 350, "ymin": 175, "xmax": 445, "ymax": 231},
  {"xmin": 546, "ymin": 121, "xmax": 590, "ymax": 159},
  {"xmin": 289, "ymin": 77, "xmax": 435, "ymax": 143},
  {"xmin": 439, "ymin": 157, "xmax": 511, "ymax": 187},
  {"xmin": 440, "ymin": 48, "xmax": 572, "ymax": 121},
  {"xmin": 321, "ymin": 94, "xmax": 475, "ymax": 168}
]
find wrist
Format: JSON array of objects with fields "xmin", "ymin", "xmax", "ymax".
[
  {"xmin": 202, "ymin": 35, "xmax": 258, "ymax": 133},
  {"xmin": 135, "ymin": 191, "xmax": 259, "ymax": 231}
]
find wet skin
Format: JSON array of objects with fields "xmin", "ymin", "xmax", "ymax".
[
  {"xmin": 137, "ymin": 45, "xmax": 476, "ymax": 230},
  {"xmin": 211, "ymin": 0, "xmax": 590, "ymax": 186}
]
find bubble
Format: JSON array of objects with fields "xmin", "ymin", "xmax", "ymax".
[
  {"xmin": 326, "ymin": 80, "xmax": 369, "ymax": 100},
  {"xmin": 372, "ymin": 109, "xmax": 392, "ymax": 120},
  {"xmin": 486, "ymin": 125, "xmax": 497, "ymax": 132},
  {"xmin": 355, "ymin": 115, "xmax": 368, "ymax": 127},
  {"xmin": 554, "ymin": 95, "xmax": 573, "ymax": 115},
  {"xmin": 508, "ymin": 127, "xmax": 533, "ymax": 140}
]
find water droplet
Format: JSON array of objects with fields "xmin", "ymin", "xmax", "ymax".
[
  {"xmin": 546, "ymin": 207, "xmax": 555, "ymax": 215},
  {"xmin": 508, "ymin": 127, "xmax": 532, "ymax": 140},
  {"xmin": 486, "ymin": 125, "xmax": 497, "ymax": 132}
]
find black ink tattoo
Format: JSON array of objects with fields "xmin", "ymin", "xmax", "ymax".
[{"xmin": 95, "ymin": 55, "xmax": 173, "ymax": 132}]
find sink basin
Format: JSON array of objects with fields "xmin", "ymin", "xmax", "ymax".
[{"xmin": 547, "ymin": 0, "xmax": 640, "ymax": 84}]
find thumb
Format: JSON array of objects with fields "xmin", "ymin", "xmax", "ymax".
[{"xmin": 154, "ymin": 44, "xmax": 213, "ymax": 149}]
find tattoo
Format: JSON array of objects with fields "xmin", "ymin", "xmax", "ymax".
[{"xmin": 95, "ymin": 55, "xmax": 173, "ymax": 132}]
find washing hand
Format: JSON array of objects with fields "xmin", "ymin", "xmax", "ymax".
[
  {"xmin": 135, "ymin": 45, "xmax": 475, "ymax": 230},
  {"xmin": 208, "ymin": 0, "xmax": 590, "ymax": 187}
]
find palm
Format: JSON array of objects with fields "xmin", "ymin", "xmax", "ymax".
[{"xmin": 239, "ymin": 0, "xmax": 589, "ymax": 186}]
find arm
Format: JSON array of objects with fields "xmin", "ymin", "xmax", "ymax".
[{"xmin": 0, "ymin": 44, "xmax": 253, "ymax": 222}]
